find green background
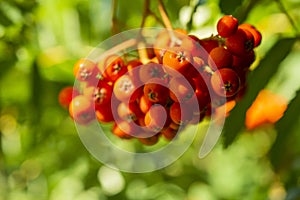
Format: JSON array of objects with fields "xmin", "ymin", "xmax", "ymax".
[{"xmin": 0, "ymin": 0, "xmax": 300, "ymax": 199}]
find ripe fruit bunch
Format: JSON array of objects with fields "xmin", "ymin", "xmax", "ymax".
[{"xmin": 58, "ymin": 15, "xmax": 262, "ymax": 146}]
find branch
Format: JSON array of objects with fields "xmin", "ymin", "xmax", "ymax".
[
  {"xmin": 140, "ymin": 0, "xmax": 164, "ymax": 28},
  {"xmin": 95, "ymin": 39, "xmax": 138, "ymax": 63},
  {"xmin": 111, "ymin": 0, "xmax": 119, "ymax": 34},
  {"xmin": 158, "ymin": 0, "xmax": 173, "ymax": 30},
  {"xmin": 140, "ymin": 0, "xmax": 151, "ymax": 28}
]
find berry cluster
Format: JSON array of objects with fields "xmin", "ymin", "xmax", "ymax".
[{"xmin": 58, "ymin": 15, "xmax": 262, "ymax": 145}]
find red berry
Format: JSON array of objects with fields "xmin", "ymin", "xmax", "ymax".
[
  {"xmin": 95, "ymin": 104, "xmax": 114, "ymax": 123},
  {"xmin": 111, "ymin": 122, "xmax": 133, "ymax": 139},
  {"xmin": 102, "ymin": 55, "xmax": 127, "ymax": 83},
  {"xmin": 239, "ymin": 24, "xmax": 262, "ymax": 47},
  {"xmin": 210, "ymin": 68, "xmax": 241, "ymax": 97},
  {"xmin": 217, "ymin": 15, "xmax": 239, "ymax": 37},
  {"xmin": 143, "ymin": 78, "xmax": 169, "ymax": 103},
  {"xmin": 69, "ymin": 95, "xmax": 95, "ymax": 125},
  {"xmin": 153, "ymin": 29, "xmax": 187, "ymax": 63},
  {"xmin": 113, "ymin": 75, "xmax": 140, "ymax": 102},
  {"xmin": 139, "ymin": 62, "xmax": 165, "ymax": 83},
  {"xmin": 197, "ymin": 39, "xmax": 219, "ymax": 60},
  {"xmin": 73, "ymin": 59, "xmax": 100, "ymax": 83},
  {"xmin": 169, "ymin": 102, "xmax": 193, "ymax": 125},
  {"xmin": 169, "ymin": 76, "xmax": 195, "ymax": 103},
  {"xmin": 117, "ymin": 101, "xmax": 143, "ymax": 122},
  {"xmin": 225, "ymin": 28, "xmax": 254, "ymax": 56},
  {"xmin": 139, "ymin": 95, "xmax": 153, "ymax": 114},
  {"xmin": 208, "ymin": 46, "xmax": 233, "ymax": 69},
  {"xmin": 161, "ymin": 127, "xmax": 178, "ymax": 140},
  {"xmin": 83, "ymin": 81, "xmax": 113, "ymax": 106},
  {"xmin": 162, "ymin": 47, "xmax": 193, "ymax": 77},
  {"xmin": 193, "ymin": 75, "xmax": 210, "ymax": 110},
  {"xmin": 58, "ymin": 86, "xmax": 79, "ymax": 108},
  {"xmin": 232, "ymin": 50, "xmax": 255, "ymax": 70},
  {"xmin": 144, "ymin": 104, "xmax": 169, "ymax": 132}
]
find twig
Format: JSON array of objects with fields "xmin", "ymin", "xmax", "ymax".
[
  {"xmin": 157, "ymin": 0, "xmax": 183, "ymax": 47},
  {"xmin": 111, "ymin": 0, "xmax": 119, "ymax": 34},
  {"xmin": 140, "ymin": 0, "xmax": 151, "ymax": 28},
  {"xmin": 157, "ymin": 0, "xmax": 173, "ymax": 30},
  {"xmin": 95, "ymin": 39, "xmax": 138, "ymax": 63},
  {"xmin": 148, "ymin": 11, "xmax": 164, "ymax": 25},
  {"xmin": 275, "ymin": 0, "xmax": 299, "ymax": 34},
  {"xmin": 140, "ymin": 0, "xmax": 164, "ymax": 28},
  {"xmin": 137, "ymin": 42, "xmax": 151, "ymax": 64}
]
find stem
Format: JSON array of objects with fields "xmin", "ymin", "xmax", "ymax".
[
  {"xmin": 148, "ymin": 11, "xmax": 164, "ymax": 25},
  {"xmin": 158, "ymin": 0, "xmax": 173, "ymax": 30},
  {"xmin": 140, "ymin": 0, "xmax": 151, "ymax": 28},
  {"xmin": 140, "ymin": 0, "xmax": 164, "ymax": 28},
  {"xmin": 275, "ymin": 0, "xmax": 299, "ymax": 34},
  {"xmin": 95, "ymin": 39, "xmax": 138, "ymax": 63},
  {"xmin": 111, "ymin": 0, "xmax": 119, "ymax": 34},
  {"xmin": 137, "ymin": 42, "xmax": 150, "ymax": 64},
  {"xmin": 157, "ymin": 0, "xmax": 183, "ymax": 47}
]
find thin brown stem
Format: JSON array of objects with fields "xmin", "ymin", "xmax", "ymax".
[
  {"xmin": 95, "ymin": 39, "xmax": 138, "ymax": 63},
  {"xmin": 111, "ymin": 0, "xmax": 119, "ymax": 34},
  {"xmin": 140, "ymin": 0, "xmax": 164, "ymax": 28},
  {"xmin": 148, "ymin": 11, "xmax": 164, "ymax": 25},
  {"xmin": 158, "ymin": 0, "xmax": 173, "ymax": 30},
  {"xmin": 140, "ymin": 0, "xmax": 151, "ymax": 28},
  {"xmin": 137, "ymin": 42, "xmax": 150, "ymax": 64}
]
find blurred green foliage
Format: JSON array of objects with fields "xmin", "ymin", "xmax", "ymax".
[{"xmin": 0, "ymin": 0, "xmax": 300, "ymax": 199}]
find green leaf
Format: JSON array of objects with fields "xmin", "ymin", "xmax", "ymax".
[
  {"xmin": 219, "ymin": 0, "xmax": 243, "ymax": 15},
  {"xmin": 222, "ymin": 37, "xmax": 297, "ymax": 148},
  {"xmin": 270, "ymin": 89, "xmax": 300, "ymax": 171}
]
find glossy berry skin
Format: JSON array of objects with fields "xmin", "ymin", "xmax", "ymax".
[
  {"xmin": 162, "ymin": 47, "xmax": 193, "ymax": 76},
  {"xmin": 111, "ymin": 122, "xmax": 133, "ymax": 139},
  {"xmin": 58, "ymin": 86, "xmax": 79, "ymax": 108},
  {"xmin": 69, "ymin": 95, "xmax": 95, "ymax": 125},
  {"xmin": 180, "ymin": 36, "xmax": 204, "ymax": 57},
  {"xmin": 103, "ymin": 55, "xmax": 127, "ymax": 83},
  {"xmin": 127, "ymin": 59, "xmax": 143, "ymax": 76},
  {"xmin": 95, "ymin": 104, "xmax": 114, "ymax": 123},
  {"xmin": 161, "ymin": 127, "xmax": 178, "ymax": 140},
  {"xmin": 169, "ymin": 102, "xmax": 193, "ymax": 125},
  {"xmin": 210, "ymin": 68, "xmax": 241, "ymax": 97},
  {"xmin": 232, "ymin": 50, "xmax": 255, "ymax": 70},
  {"xmin": 139, "ymin": 95, "xmax": 153, "ymax": 114},
  {"xmin": 182, "ymin": 56, "xmax": 205, "ymax": 79},
  {"xmin": 113, "ymin": 75, "xmax": 140, "ymax": 102},
  {"xmin": 208, "ymin": 46, "xmax": 233, "ymax": 69},
  {"xmin": 143, "ymin": 78, "xmax": 169, "ymax": 103},
  {"xmin": 73, "ymin": 58, "xmax": 100, "ymax": 83},
  {"xmin": 144, "ymin": 104, "xmax": 169, "ymax": 132},
  {"xmin": 217, "ymin": 15, "xmax": 239, "ymax": 37},
  {"xmin": 169, "ymin": 76, "xmax": 195, "ymax": 103},
  {"xmin": 139, "ymin": 62, "xmax": 165, "ymax": 83},
  {"xmin": 84, "ymin": 81, "xmax": 113, "ymax": 106},
  {"xmin": 153, "ymin": 29, "xmax": 187, "ymax": 63},
  {"xmin": 225, "ymin": 28, "xmax": 254, "ymax": 56},
  {"xmin": 117, "ymin": 101, "xmax": 143, "ymax": 122},
  {"xmin": 239, "ymin": 24, "xmax": 262, "ymax": 47},
  {"xmin": 197, "ymin": 39, "xmax": 219, "ymax": 60},
  {"xmin": 193, "ymin": 75, "xmax": 210, "ymax": 110}
]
